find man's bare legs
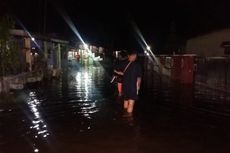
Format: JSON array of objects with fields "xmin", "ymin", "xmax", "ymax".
[
  {"xmin": 124, "ymin": 100, "xmax": 129, "ymax": 109},
  {"xmin": 127, "ymin": 100, "xmax": 135, "ymax": 113},
  {"xmin": 124, "ymin": 99, "xmax": 135, "ymax": 114}
]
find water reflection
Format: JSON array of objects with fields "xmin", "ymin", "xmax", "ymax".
[
  {"xmin": 1, "ymin": 65, "xmax": 117, "ymax": 152},
  {"xmin": 75, "ymin": 71, "xmax": 91, "ymax": 101},
  {"xmin": 73, "ymin": 68, "xmax": 100, "ymax": 119},
  {"xmin": 27, "ymin": 92, "xmax": 49, "ymax": 139},
  {"xmin": 79, "ymin": 102, "xmax": 98, "ymax": 119}
]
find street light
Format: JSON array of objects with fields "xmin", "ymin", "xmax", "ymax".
[
  {"xmin": 147, "ymin": 45, "xmax": 151, "ymax": 51},
  {"xmin": 31, "ymin": 37, "xmax": 35, "ymax": 41},
  {"xmin": 144, "ymin": 50, "xmax": 150, "ymax": 56}
]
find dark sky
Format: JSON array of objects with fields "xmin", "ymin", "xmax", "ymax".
[{"xmin": 2, "ymin": 0, "xmax": 230, "ymax": 51}]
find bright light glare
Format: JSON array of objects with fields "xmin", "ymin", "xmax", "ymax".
[
  {"xmin": 147, "ymin": 45, "xmax": 151, "ymax": 50},
  {"xmin": 56, "ymin": 7, "xmax": 98, "ymax": 60},
  {"xmin": 56, "ymin": 6, "xmax": 106, "ymax": 62},
  {"xmin": 56, "ymin": 7, "xmax": 85, "ymax": 45},
  {"xmin": 84, "ymin": 44, "xmax": 89, "ymax": 49},
  {"xmin": 131, "ymin": 21, "xmax": 160, "ymax": 66},
  {"xmin": 16, "ymin": 19, "xmax": 41, "ymax": 51},
  {"xmin": 27, "ymin": 92, "xmax": 49, "ymax": 139}
]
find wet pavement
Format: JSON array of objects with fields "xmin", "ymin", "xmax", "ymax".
[{"xmin": 1, "ymin": 64, "xmax": 230, "ymax": 153}]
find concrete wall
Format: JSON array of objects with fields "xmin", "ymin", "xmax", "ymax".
[
  {"xmin": 146, "ymin": 55, "xmax": 195, "ymax": 84},
  {"xmin": 186, "ymin": 29, "xmax": 230, "ymax": 56},
  {"xmin": 195, "ymin": 57, "xmax": 230, "ymax": 93}
]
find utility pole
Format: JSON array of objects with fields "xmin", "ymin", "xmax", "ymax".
[{"xmin": 43, "ymin": 0, "xmax": 47, "ymax": 34}]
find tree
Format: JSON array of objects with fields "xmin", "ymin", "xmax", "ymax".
[
  {"xmin": 0, "ymin": 15, "xmax": 22, "ymax": 92},
  {"xmin": 0, "ymin": 15, "xmax": 21, "ymax": 76}
]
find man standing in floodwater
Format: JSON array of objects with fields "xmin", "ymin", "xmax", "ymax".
[{"xmin": 122, "ymin": 51, "xmax": 142, "ymax": 114}]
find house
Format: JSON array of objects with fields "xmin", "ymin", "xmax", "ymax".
[
  {"xmin": 10, "ymin": 29, "xmax": 69, "ymax": 74},
  {"xmin": 185, "ymin": 28, "xmax": 230, "ymax": 93},
  {"xmin": 0, "ymin": 29, "xmax": 69, "ymax": 93},
  {"xmin": 186, "ymin": 28, "xmax": 230, "ymax": 57}
]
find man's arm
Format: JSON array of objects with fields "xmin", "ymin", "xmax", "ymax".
[
  {"xmin": 114, "ymin": 70, "xmax": 124, "ymax": 76},
  {"xmin": 137, "ymin": 77, "xmax": 141, "ymax": 89},
  {"xmin": 136, "ymin": 63, "xmax": 142, "ymax": 94},
  {"xmin": 137, "ymin": 77, "xmax": 142, "ymax": 94}
]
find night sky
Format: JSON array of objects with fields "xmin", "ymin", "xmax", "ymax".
[{"xmin": 1, "ymin": 0, "xmax": 230, "ymax": 52}]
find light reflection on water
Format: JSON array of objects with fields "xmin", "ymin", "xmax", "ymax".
[
  {"xmin": 26, "ymin": 92, "xmax": 49, "ymax": 139},
  {"xmin": 0, "ymin": 66, "xmax": 108, "ymax": 152},
  {"xmin": 75, "ymin": 71, "xmax": 91, "ymax": 101},
  {"xmin": 74, "ymin": 68, "xmax": 100, "ymax": 106},
  {"xmin": 73, "ymin": 68, "xmax": 100, "ymax": 119}
]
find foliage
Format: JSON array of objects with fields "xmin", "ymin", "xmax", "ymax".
[{"xmin": 0, "ymin": 15, "xmax": 21, "ymax": 75}]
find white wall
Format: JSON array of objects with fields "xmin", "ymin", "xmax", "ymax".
[{"xmin": 186, "ymin": 29, "xmax": 230, "ymax": 56}]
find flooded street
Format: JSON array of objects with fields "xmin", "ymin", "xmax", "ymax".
[{"xmin": 1, "ymin": 64, "xmax": 230, "ymax": 153}]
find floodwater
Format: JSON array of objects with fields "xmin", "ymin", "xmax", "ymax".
[{"xmin": 1, "ymin": 63, "xmax": 230, "ymax": 153}]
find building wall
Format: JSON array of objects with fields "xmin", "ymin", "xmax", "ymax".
[
  {"xmin": 195, "ymin": 57, "xmax": 230, "ymax": 93},
  {"xmin": 10, "ymin": 29, "xmax": 69, "ymax": 72},
  {"xmin": 186, "ymin": 29, "xmax": 230, "ymax": 56}
]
